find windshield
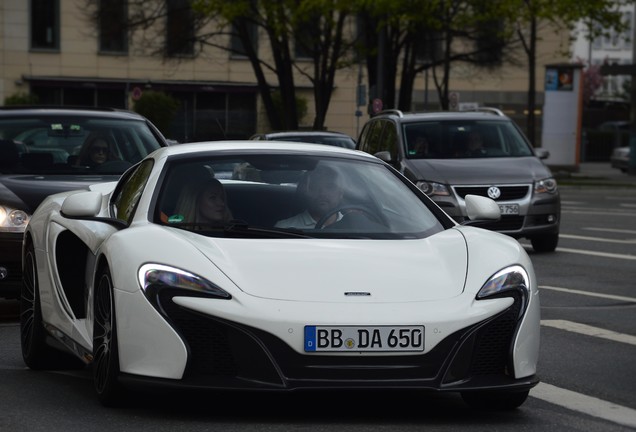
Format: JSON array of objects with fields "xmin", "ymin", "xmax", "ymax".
[
  {"xmin": 155, "ymin": 154, "xmax": 448, "ymax": 239},
  {"xmin": 0, "ymin": 116, "xmax": 164, "ymax": 175},
  {"xmin": 403, "ymin": 120, "xmax": 534, "ymax": 159}
]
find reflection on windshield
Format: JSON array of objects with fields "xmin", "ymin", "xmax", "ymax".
[
  {"xmin": 404, "ymin": 120, "xmax": 534, "ymax": 159},
  {"xmin": 157, "ymin": 154, "xmax": 447, "ymax": 239},
  {"xmin": 0, "ymin": 117, "xmax": 163, "ymax": 175}
]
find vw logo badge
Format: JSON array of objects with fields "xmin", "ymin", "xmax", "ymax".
[{"xmin": 487, "ymin": 186, "xmax": 501, "ymax": 199}]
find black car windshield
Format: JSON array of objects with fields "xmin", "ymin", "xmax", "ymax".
[
  {"xmin": 403, "ymin": 120, "xmax": 534, "ymax": 159},
  {"xmin": 155, "ymin": 154, "xmax": 448, "ymax": 239},
  {"xmin": 0, "ymin": 116, "xmax": 164, "ymax": 175}
]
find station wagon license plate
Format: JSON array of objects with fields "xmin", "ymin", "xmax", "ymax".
[
  {"xmin": 304, "ymin": 325, "xmax": 424, "ymax": 352},
  {"xmin": 498, "ymin": 204, "xmax": 519, "ymax": 215}
]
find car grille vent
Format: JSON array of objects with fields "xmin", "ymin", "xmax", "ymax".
[
  {"xmin": 160, "ymin": 295, "xmax": 238, "ymax": 377},
  {"xmin": 471, "ymin": 215, "xmax": 524, "ymax": 231},
  {"xmin": 454, "ymin": 185, "xmax": 529, "ymax": 201},
  {"xmin": 470, "ymin": 295, "xmax": 522, "ymax": 376}
]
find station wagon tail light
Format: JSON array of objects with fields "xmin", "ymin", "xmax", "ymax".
[
  {"xmin": 534, "ymin": 177, "xmax": 557, "ymax": 194},
  {"xmin": 415, "ymin": 180, "xmax": 450, "ymax": 196},
  {"xmin": 139, "ymin": 263, "xmax": 231, "ymax": 300},
  {"xmin": 0, "ymin": 205, "xmax": 30, "ymax": 233},
  {"xmin": 476, "ymin": 265, "xmax": 529, "ymax": 319}
]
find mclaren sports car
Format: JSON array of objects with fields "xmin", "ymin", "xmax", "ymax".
[{"xmin": 20, "ymin": 141, "xmax": 540, "ymax": 409}]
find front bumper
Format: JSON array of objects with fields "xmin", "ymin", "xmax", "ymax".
[{"xmin": 119, "ymin": 289, "xmax": 538, "ymax": 394}]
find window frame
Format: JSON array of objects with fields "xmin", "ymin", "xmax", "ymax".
[{"xmin": 30, "ymin": 0, "xmax": 60, "ymax": 51}]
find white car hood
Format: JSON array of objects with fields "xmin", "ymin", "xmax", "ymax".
[{"xmin": 183, "ymin": 229, "xmax": 468, "ymax": 302}]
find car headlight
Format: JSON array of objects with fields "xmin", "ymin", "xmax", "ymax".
[
  {"xmin": 138, "ymin": 263, "xmax": 231, "ymax": 300},
  {"xmin": 0, "ymin": 205, "xmax": 30, "ymax": 233},
  {"xmin": 476, "ymin": 265, "xmax": 529, "ymax": 319},
  {"xmin": 415, "ymin": 180, "xmax": 450, "ymax": 196},
  {"xmin": 534, "ymin": 177, "xmax": 557, "ymax": 194}
]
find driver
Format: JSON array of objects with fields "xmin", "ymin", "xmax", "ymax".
[{"xmin": 275, "ymin": 165, "xmax": 344, "ymax": 229}]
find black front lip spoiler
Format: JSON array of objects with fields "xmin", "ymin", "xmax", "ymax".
[{"xmin": 117, "ymin": 372, "xmax": 539, "ymax": 394}]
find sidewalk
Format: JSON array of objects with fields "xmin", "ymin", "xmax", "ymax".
[{"xmin": 553, "ymin": 162, "xmax": 636, "ymax": 188}]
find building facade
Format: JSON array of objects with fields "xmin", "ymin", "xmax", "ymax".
[{"xmin": 1, "ymin": 1, "xmax": 571, "ymax": 143}]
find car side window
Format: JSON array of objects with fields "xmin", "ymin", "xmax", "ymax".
[
  {"xmin": 111, "ymin": 160, "xmax": 154, "ymax": 224},
  {"xmin": 380, "ymin": 121, "xmax": 399, "ymax": 161},
  {"xmin": 364, "ymin": 121, "xmax": 386, "ymax": 155}
]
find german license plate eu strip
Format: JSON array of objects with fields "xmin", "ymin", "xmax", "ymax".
[{"xmin": 304, "ymin": 325, "xmax": 424, "ymax": 352}]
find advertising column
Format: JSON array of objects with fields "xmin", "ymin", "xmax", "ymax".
[{"xmin": 540, "ymin": 64, "xmax": 584, "ymax": 171}]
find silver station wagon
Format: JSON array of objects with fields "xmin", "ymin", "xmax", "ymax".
[{"xmin": 356, "ymin": 108, "xmax": 560, "ymax": 252}]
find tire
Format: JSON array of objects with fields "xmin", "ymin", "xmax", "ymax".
[
  {"xmin": 461, "ymin": 389, "xmax": 529, "ymax": 410},
  {"xmin": 92, "ymin": 264, "xmax": 124, "ymax": 406},
  {"xmin": 20, "ymin": 242, "xmax": 81, "ymax": 370},
  {"xmin": 530, "ymin": 233, "xmax": 559, "ymax": 253}
]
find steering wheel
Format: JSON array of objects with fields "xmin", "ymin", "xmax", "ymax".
[{"xmin": 314, "ymin": 205, "xmax": 382, "ymax": 229}]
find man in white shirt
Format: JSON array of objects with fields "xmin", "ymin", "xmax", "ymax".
[{"xmin": 275, "ymin": 165, "xmax": 344, "ymax": 229}]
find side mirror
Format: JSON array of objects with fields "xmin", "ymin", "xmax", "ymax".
[
  {"xmin": 464, "ymin": 194, "xmax": 500, "ymax": 221},
  {"xmin": 61, "ymin": 191, "xmax": 103, "ymax": 217},
  {"xmin": 534, "ymin": 148, "xmax": 550, "ymax": 160},
  {"xmin": 373, "ymin": 151, "xmax": 392, "ymax": 163}
]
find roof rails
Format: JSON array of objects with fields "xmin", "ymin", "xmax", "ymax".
[
  {"xmin": 376, "ymin": 109, "xmax": 404, "ymax": 118},
  {"xmin": 461, "ymin": 107, "xmax": 506, "ymax": 117}
]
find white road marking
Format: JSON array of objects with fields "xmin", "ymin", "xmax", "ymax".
[
  {"xmin": 536, "ymin": 288, "xmax": 636, "ymax": 426},
  {"xmin": 583, "ymin": 227, "xmax": 636, "ymax": 235},
  {"xmin": 559, "ymin": 233, "xmax": 636, "ymax": 244},
  {"xmin": 541, "ymin": 319, "xmax": 636, "ymax": 346},
  {"xmin": 539, "ymin": 285, "xmax": 636, "ymax": 303},
  {"xmin": 607, "ymin": 196, "xmax": 636, "ymax": 201},
  {"xmin": 531, "ymin": 382, "xmax": 636, "ymax": 429},
  {"xmin": 560, "ymin": 201, "xmax": 586, "ymax": 205},
  {"xmin": 555, "ymin": 247, "xmax": 636, "ymax": 260},
  {"xmin": 561, "ymin": 209, "xmax": 636, "ymax": 217}
]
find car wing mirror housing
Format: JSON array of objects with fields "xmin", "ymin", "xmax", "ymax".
[
  {"xmin": 374, "ymin": 151, "xmax": 392, "ymax": 163},
  {"xmin": 534, "ymin": 148, "xmax": 550, "ymax": 160},
  {"xmin": 464, "ymin": 194, "xmax": 501, "ymax": 221},
  {"xmin": 61, "ymin": 191, "xmax": 103, "ymax": 218}
]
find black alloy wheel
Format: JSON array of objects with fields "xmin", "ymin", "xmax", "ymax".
[{"xmin": 92, "ymin": 264, "xmax": 124, "ymax": 406}]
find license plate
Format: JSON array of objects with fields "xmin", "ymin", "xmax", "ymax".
[
  {"xmin": 304, "ymin": 325, "xmax": 424, "ymax": 352},
  {"xmin": 498, "ymin": 204, "xmax": 519, "ymax": 215}
]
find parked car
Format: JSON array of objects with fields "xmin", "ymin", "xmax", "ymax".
[
  {"xmin": 21, "ymin": 140, "xmax": 539, "ymax": 409},
  {"xmin": 0, "ymin": 106, "xmax": 168, "ymax": 299},
  {"xmin": 356, "ymin": 108, "xmax": 561, "ymax": 252},
  {"xmin": 610, "ymin": 145, "xmax": 631, "ymax": 172},
  {"xmin": 250, "ymin": 130, "xmax": 356, "ymax": 149}
]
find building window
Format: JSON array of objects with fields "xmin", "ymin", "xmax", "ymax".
[
  {"xmin": 230, "ymin": 21, "xmax": 258, "ymax": 58},
  {"xmin": 294, "ymin": 25, "xmax": 314, "ymax": 60},
  {"xmin": 166, "ymin": 0, "xmax": 195, "ymax": 56},
  {"xmin": 31, "ymin": 0, "xmax": 59, "ymax": 50},
  {"xmin": 99, "ymin": 0, "xmax": 128, "ymax": 53}
]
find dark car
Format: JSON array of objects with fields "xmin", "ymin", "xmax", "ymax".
[
  {"xmin": 0, "ymin": 106, "xmax": 168, "ymax": 298},
  {"xmin": 610, "ymin": 146, "xmax": 631, "ymax": 172},
  {"xmin": 356, "ymin": 108, "xmax": 561, "ymax": 252},
  {"xmin": 250, "ymin": 130, "xmax": 356, "ymax": 149}
]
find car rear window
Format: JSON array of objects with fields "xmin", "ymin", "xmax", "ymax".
[{"xmin": 0, "ymin": 116, "xmax": 164, "ymax": 175}]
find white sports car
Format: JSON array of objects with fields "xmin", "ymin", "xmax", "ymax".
[{"xmin": 21, "ymin": 141, "xmax": 540, "ymax": 409}]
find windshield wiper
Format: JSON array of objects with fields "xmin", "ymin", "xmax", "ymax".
[{"xmin": 169, "ymin": 220, "xmax": 313, "ymax": 239}]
